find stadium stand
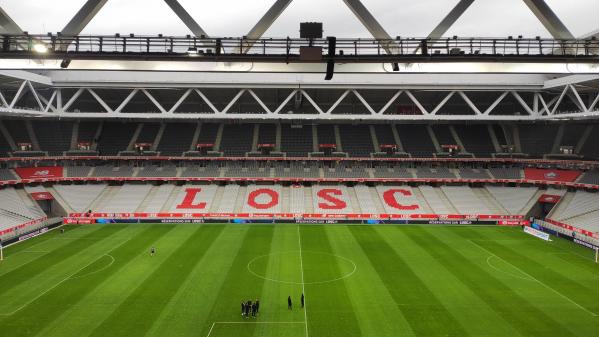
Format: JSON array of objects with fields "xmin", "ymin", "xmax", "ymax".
[
  {"xmin": 440, "ymin": 186, "xmax": 490, "ymax": 214},
  {"xmin": 157, "ymin": 123, "xmax": 196, "ymax": 156},
  {"xmin": 553, "ymin": 190, "xmax": 599, "ymax": 220},
  {"xmin": 280, "ymin": 124, "xmax": 313, "ymax": 157},
  {"xmin": 312, "ymin": 185, "xmax": 353, "ymax": 214},
  {"xmin": 141, "ymin": 184, "xmax": 175, "ymax": 212},
  {"xmin": 518, "ymin": 124, "xmax": 559, "ymax": 157},
  {"xmin": 458, "ymin": 168, "xmax": 491, "ymax": 179},
  {"xmin": 32, "ymin": 121, "xmax": 73, "ymax": 155},
  {"xmin": 216, "ymin": 184, "xmax": 241, "ymax": 213},
  {"xmin": 136, "ymin": 123, "xmax": 161, "ymax": 144},
  {"xmin": 418, "ymin": 186, "xmax": 454, "ymax": 214},
  {"xmin": 415, "ymin": 167, "xmax": 456, "ymax": 179},
  {"xmin": 180, "ymin": 163, "xmax": 221, "ymax": 177},
  {"xmin": 579, "ymin": 125, "xmax": 599, "ymax": 159},
  {"xmin": 137, "ymin": 164, "xmax": 178, "ymax": 177},
  {"xmin": 96, "ymin": 122, "xmax": 136, "ymax": 155},
  {"xmin": 220, "ymin": 124, "xmax": 253, "ymax": 156},
  {"xmin": 488, "ymin": 167, "xmax": 522, "ymax": 180},
  {"xmin": 395, "ymin": 124, "xmax": 435, "ymax": 157},
  {"xmin": 289, "ymin": 185, "xmax": 307, "ymax": 213},
  {"xmin": 338, "ymin": 125, "xmax": 374, "ymax": 157},
  {"xmin": 485, "ymin": 186, "xmax": 538, "ymax": 215},
  {"xmin": 353, "ymin": 184, "xmax": 378, "ymax": 213},
  {"xmin": 94, "ymin": 184, "xmax": 153, "ymax": 212},
  {"xmin": 65, "ymin": 165, "xmax": 93, "ymax": 177},
  {"xmin": 0, "ymin": 168, "xmax": 18, "ymax": 180},
  {"xmin": 93, "ymin": 165, "xmax": 135, "ymax": 177},
  {"xmin": 454, "ymin": 125, "xmax": 495, "ymax": 157},
  {"xmin": 242, "ymin": 185, "xmax": 282, "ymax": 213},
  {"xmin": 578, "ymin": 170, "xmax": 599, "ymax": 185},
  {"xmin": 52, "ymin": 184, "xmax": 107, "ymax": 212}
]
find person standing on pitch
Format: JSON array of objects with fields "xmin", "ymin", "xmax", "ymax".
[
  {"xmin": 244, "ymin": 300, "xmax": 250, "ymax": 318},
  {"xmin": 150, "ymin": 246, "xmax": 156, "ymax": 256},
  {"xmin": 241, "ymin": 300, "xmax": 245, "ymax": 316},
  {"xmin": 251, "ymin": 301, "xmax": 257, "ymax": 318},
  {"xmin": 301, "ymin": 293, "xmax": 304, "ymax": 308},
  {"xmin": 255, "ymin": 299, "xmax": 260, "ymax": 315},
  {"xmin": 288, "ymin": 296, "xmax": 292, "ymax": 310}
]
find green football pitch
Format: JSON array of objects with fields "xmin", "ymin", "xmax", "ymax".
[{"xmin": 0, "ymin": 224, "xmax": 598, "ymax": 337}]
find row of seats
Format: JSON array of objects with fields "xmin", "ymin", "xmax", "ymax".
[
  {"xmin": 0, "ymin": 187, "xmax": 46, "ymax": 232},
  {"xmin": 3, "ymin": 120, "xmax": 599, "ymax": 158},
  {"xmin": 57, "ymin": 183, "xmax": 541, "ymax": 216}
]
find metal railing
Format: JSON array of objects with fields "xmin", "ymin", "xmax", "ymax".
[{"xmin": 1, "ymin": 34, "xmax": 598, "ymax": 61}]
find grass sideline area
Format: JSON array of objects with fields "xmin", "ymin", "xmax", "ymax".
[{"xmin": 0, "ymin": 224, "xmax": 597, "ymax": 337}]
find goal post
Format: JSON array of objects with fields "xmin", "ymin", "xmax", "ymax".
[{"xmin": 595, "ymin": 248, "xmax": 598, "ymax": 264}]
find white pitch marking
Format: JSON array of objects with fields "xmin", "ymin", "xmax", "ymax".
[
  {"xmin": 297, "ymin": 225, "xmax": 309, "ymax": 337},
  {"xmin": 205, "ymin": 321, "xmax": 304, "ymax": 337},
  {"xmin": 0, "ymin": 253, "xmax": 114, "ymax": 316},
  {"xmin": 469, "ymin": 239, "xmax": 599, "ymax": 317}
]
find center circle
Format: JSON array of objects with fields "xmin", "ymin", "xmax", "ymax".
[{"xmin": 247, "ymin": 251, "xmax": 356, "ymax": 285}]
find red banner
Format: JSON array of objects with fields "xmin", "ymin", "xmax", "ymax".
[
  {"xmin": 30, "ymin": 192, "xmax": 54, "ymax": 200},
  {"xmin": 14, "ymin": 166, "xmax": 63, "ymax": 179},
  {"xmin": 538, "ymin": 194, "xmax": 561, "ymax": 203},
  {"xmin": 524, "ymin": 168, "xmax": 581, "ymax": 183}
]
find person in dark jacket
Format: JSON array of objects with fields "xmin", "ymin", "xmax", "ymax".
[
  {"xmin": 301, "ymin": 293, "xmax": 304, "ymax": 308},
  {"xmin": 255, "ymin": 299, "xmax": 260, "ymax": 315},
  {"xmin": 288, "ymin": 296, "xmax": 292, "ymax": 310}
]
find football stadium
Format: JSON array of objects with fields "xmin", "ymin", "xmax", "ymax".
[{"xmin": 0, "ymin": 1, "xmax": 599, "ymax": 336}]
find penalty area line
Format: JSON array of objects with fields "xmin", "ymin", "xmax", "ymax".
[
  {"xmin": 469, "ymin": 239, "xmax": 599, "ymax": 317},
  {"xmin": 206, "ymin": 321, "xmax": 305, "ymax": 337}
]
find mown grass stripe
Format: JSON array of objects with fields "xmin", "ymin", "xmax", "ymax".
[
  {"xmin": 0, "ymin": 225, "xmax": 129, "ymax": 308},
  {"xmin": 87, "ymin": 225, "xmax": 225, "ymax": 337},
  {"xmin": 143, "ymin": 225, "xmax": 250, "ymax": 337},
  {"xmin": 199, "ymin": 225, "xmax": 276, "ymax": 337},
  {"xmin": 349, "ymin": 225, "xmax": 470, "ymax": 337},
  {"xmin": 1, "ymin": 225, "xmax": 174, "ymax": 337},
  {"xmin": 325, "ymin": 225, "xmax": 416, "ymax": 337},
  {"xmin": 301, "ymin": 226, "xmax": 362, "ymax": 337},
  {"xmin": 409, "ymin": 226, "xmax": 581, "ymax": 337},
  {"xmin": 469, "ymin": 228, "xmax": 599, "ymax": 315}
]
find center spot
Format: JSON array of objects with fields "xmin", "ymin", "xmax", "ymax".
[{"xmin": 247, "ymin": 251, "xmax": 356, "ymax": 285}]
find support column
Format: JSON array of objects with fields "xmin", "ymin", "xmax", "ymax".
[
  {"xmin": 334, "ymin": 125, "xmax": 343, "ymax": 152},
  {"xmin": 252, "ymin": 124, "xmax": 260, "ymax": 152},
  {"xmin": 312, "ymin": 124, "xmax": 318, "ymax": 152},
  {"xmin": 449, "ymin": 125, "xmax": 466, "ymax": 152},
  {"xmin": 127, "ymin": 123, "xmax": 144, "ymax": 151},
  {"xmin": 487, "ymin": 125, "xmax": 501, "ymax": 153},
  {"xmin": 0, "ymin": 120, "xmax": 17, "ymax": 151},
  {"xmin": 426, "ymin": 125, "xmax": 441, "ymax": 153},
  {"xmin": 92, "ymin": 121, "xmax": 103, "ymax": 150},
  {"xmin": 214, "ymin": 124, "xmax": 224, "ymax": 152},
  {"xmin": 190, "ymin": 122, "xmax": 202, "ymax": 151},
  {"xmin": 369, "ymin": 125, "xmax": 379, "ymax": 153},
  {"xmin": 575, "ymin": 125, "xmax": 593, "ymax": 154},
  {"xmin": 550, "ymin": 125, "xmax": 564, "ymax": 154},
  {"xmin": 275, "ymin": 123, "xmax": 282, "ymax": 152},
  {"xmin": 25, "ymin": 120, "xmax": 40, "ymax": 151},
  {"xmin": 391, "ymin": 125, "xmax": 405, "ymax": 152},
  {"xmin": 70, "ymin": 121, "xmax": 79, "ymax": 150},
  {"xmin": 151, "ymin": 123, "xmax": 166, "ymax": 151}
]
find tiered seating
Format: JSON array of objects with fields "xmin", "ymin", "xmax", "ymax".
[
  {"xmin": 220, "ymin": 124, "xmax": 253, "ymax": 156},
  {"xmin": 316, "ymin": 125, "xmax": 336, "ymax": 145},
  {"xmin": 414, "ymin": 167, "xmax": 456, "ymax": 179},
  {"xmin": 440, "ymin": 186, "xmax": 490, "ymax": 214},
  {"xmin": 454, "ymin": 125, "xmax": 495, "ymax": 157},
  {"xmin": 4, "ymin": 120, "xmax": 30, "ymax": 146},
  {"xmin": 97, "ymin": 122, "xmax": 136, "ymax": 155},
  {"xmin": 280, "ymin": 125, "xmax": 313, "ymax": 157},
  {"xmin": 137, "ymin": 165, "xmax": 178, "ymax": 177},
  {"xmin": 488, "ymin": 167, "xmax": 521, "ymax": 179},
  {"xmin": 0, "ymin": 187, "xmax": 46, "ymax": 231},
  {"xmin": 93, "ymin": 165, "xmax": 135, "ymax": 177},
  {"xmin": 78, "ymin": 121, "xmax": 99, "ymax": 144},
  {"xmin": 338, "ymin": 125, "xmax": 373, "ymax": 157},
  {"xmin": 554, "ymin": 191, "xmax": 599, "ymax": 220},
  {"xmin": 353, "ymin": 185, "xmax": 377, "ymax": 213},
  {"xmin": 53, "ymin": 184, "xmax": 107, "ymax": 212},
  {"xmin": 312, "ymin": 185, "xmax": 352, "ymax": 214},
  {"xmin": 289, "ymin": 185, "xmax": 306, "ymax": 213},
  {"xmin": 562, "ymin": 211, "xmax": 599, "ymax": 233},
  {"xmin": 376, "ymin": 185, "xmax": 423, "ymax": 214},
  {"xmin": 225, "ymin": 162, "xmax": 271, "ymax": 178},
  {"xmin": 371, "ymin": 165, "xmax": 413, "ymax": 178},
  {"xmin": 518, "ymin": 124, "xmax": 559, "ymax": 157},
  {"xmin": 579, "ymin": 125, "xmax": 599, "ymax": 159},
  {"xmin": 373, "ymin": 125, "xmax": 397, "ymax": 147},
  {"xmin": 323, "ymin": 163, "xmax": 368, "ymax": 178},
  {"xmin": 167, "ymin": 184, "xmax": 217, "ymax": 211},
  {"xmin": 458, "ymin": 168, "xmax": 491, "ymax": 179},
  {"xmin": 180, "ymin": 163, "xmax": 221, "ymax": 177},
  {"xmin": 32, "ymin": 121, "xmax": 73, "ymax": 155},
  {"xmin": 396, "ymin": 124, "xmax": 435, "ymax": 157},
  {"xmin": 0, "ymin": 129, "xmax": 12, "ymax": 157},
  {"xmin": 560, "ymin": 124, "xmax": 586, "ymax": 149},
  {"xmin": 216, "ymin": 184, "xmax": 240, "ymax": 213},
  {"xmin": 431, "ymin": 125, "xmax": 455, "ymax": 147},
  {"xmin": 157, "ymin": 123, "xmax": 196, "ymax": 156},
  {"xmin": 65, "ymin": 166, "xmax": 93, "ymax": 177},
  {"xmin": 96, "ymin": 184, "xmax": 152, "ymax": 212},
  {"xmin": 485, "ymin": 186, "xmax": 538, "ymax": 214},
  {"xmin": 578, "ymin": 170, "xmax": 599, "ymax": 185},
  {"xmin": 136, "ymin": 123, "xmax": 161, "ymax": 144},
  {"xmin": 257, "ymin": 124, "xmax": 276, "ymax": 145},
  {"xmin": 0, "ymin": 168, "xmax": 17, "ymax": 180},
  {"xmin": 273, "ymin": 162, "xmax": 319, "ymax": 178},
  {"xmin": 143, "ymin": 184, "xmax": 175, "ymax": 212},
  {"xmin": 242, "ymin": 185, "xmax": 282, "ymax": 213},
  {"xmin": 418, "ymin": 186, "xmax": 452, "ymax": 214}
]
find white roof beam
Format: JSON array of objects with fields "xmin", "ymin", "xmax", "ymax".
[
  {"xmin": 242, "ymin": 0, "xmax": 293, "ymax": 53},
  {"xmin": 0, "ymin": 70, "xmax": 53, "ymax": 86},
  {"xmin": 522, "ymin": 0, "xmax": 574, "ymax": 39},
  {"xmin": 0, "ymin": 6, "xmax": 22, "ymax": 34},
  {"xmin": 61, "ymin": 0, "xmax": 109, "ymax": 36},
  {"xmin": 543, "ymin": 75, "xmax": 599, "ymax": 89},
  {"xmin": 427, "ymin": 0, "xmax": 475, "ymax": 39},
  {"xmin": 163, "ymin": 0, "xmax": 209, "ymax": 38},
  {"xmin": 341, "ymin": 0, "xmax": 397, "ymax": 54}
]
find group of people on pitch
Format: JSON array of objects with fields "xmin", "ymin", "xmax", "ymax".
[{"xmin": 241, "ymin": 299, "xmax": 260, "ymax": 318}]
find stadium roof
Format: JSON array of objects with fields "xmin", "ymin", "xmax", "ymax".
[{"xmin": 1, "ymin": 0, "xmax": 598, "ymax": 39}]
